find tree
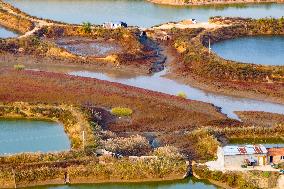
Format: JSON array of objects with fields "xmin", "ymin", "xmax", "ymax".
[{"xmin": 82, "ymin": 22, "xmax": 92, "ymax": 34}]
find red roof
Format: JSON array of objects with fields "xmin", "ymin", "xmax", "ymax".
[{"xmin": 268, "ymin": 148, "xmax": 284, "ymax": 156}]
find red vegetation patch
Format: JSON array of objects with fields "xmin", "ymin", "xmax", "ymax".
[{"xmin": 0, "ymin": 68, "xmax": 225, "ymax": 132}]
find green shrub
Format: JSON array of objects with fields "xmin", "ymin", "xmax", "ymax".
[
  {"xmin": 111, "ymin": 107, "xmax": 133, "ymax": 117},
  {"xmin": 262, "ymin": 171, "xmax": 271, "ymax": 178},
  {"xmin": 82, "ymin": 22, "xmax": 92, "ymax": 34},
  {"xmin": 177, "ymin": 91, "xmax": 187, "ymax": 99},
  {"xmin": 14, "ymin": 64, "xmax": 25, "ymax": 71}
]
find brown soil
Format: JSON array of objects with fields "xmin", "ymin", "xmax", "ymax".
[
  {"xmin": 54, "ymin": 37, "xmax": 123, "ymax": 57},
  {"xmin": 0, "ymin": 53, "xmax": 151, "ymax": 76},
  {"xmin": 235, "ymin": 111, "xmax": 284, "ymax": 127}
]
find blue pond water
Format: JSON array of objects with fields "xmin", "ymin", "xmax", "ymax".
[
  {"xmin": 212, "ymin": 36, "xmax": 284, "ymax": 65},
  {"xmin": 0, "ymin": 26, "xmax": 18, "ymax": 38},
  {"xmin": 5, "ymin": 0, "xmax": 284, "ymax": 27},
  {"xmin": 0, "ymin": 119, "xmax": 70, "ymax": 155}
]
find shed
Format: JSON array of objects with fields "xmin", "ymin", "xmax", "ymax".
[
  {"xmin": 218, "ymin": 144, "xmax": 267, "ymax": 167},
  {"xmin": 179, "ymin": 18, "xmax": 197, "ymax": 25},
  {"xmin": 267, "ymin": 148, "xmax": 284, "ymax": 164},
  {"xmin": 103, "ymin": 21, "xmax": 127, "ymax": 29}
]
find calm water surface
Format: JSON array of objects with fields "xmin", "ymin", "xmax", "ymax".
[
  {"xmin": 0, "ymin": 26, "xmax": 18, "ymax": 38},
  {"xmin": 5, "ymin": 0, "xmax": 284, "ymax": 27},
  {"xmin": 0, "ymin": 119, "xmax": 70, "ymax": 155},
  {"xmin": 28, "ymin": 177, "xmax": 218, "ymax": 189},
  {"xmin": 212, "ymin": 36, "xmax": 284, "ymax": 65}
]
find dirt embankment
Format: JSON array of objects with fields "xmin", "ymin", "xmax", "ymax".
[
  {"xmin": 192, "ymin": 164, "xmax": 280, "ymax": 189},
  {"xmin": 0, "ymin": 8, "xmax": 34, "ymax": 34},
  {"xmin": 147, "ymin": 0, "xmax": 284, "ymax": 6},
  {"xmin": 235, "ymin": 111, "xmax": 284, "ymax": 127},
  {"xmin": 0, "ymin": 102, "xmax": 189, "ymax": 188},
  {"xmin": 0, "ymin": 0, "xmax": 160, "ymax": 73},
  {"xmin": 167, "ymin": 17, "xmax": 284, "ymax": 104},
  {"xmin": 0, "ymin": 151, "xmax": 187, "ymax": 188}
]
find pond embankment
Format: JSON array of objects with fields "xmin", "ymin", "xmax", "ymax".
[
  {"xmin": 167, "ymin": 17, "xmax": 284, "ymax": 104},
  {"xmin": 192, "ymin": 164, "xmax": 281, "ymax": 189},
  {"xmin": 0, "ymin": 1, "xmax": 34, "ymax": 34},
  {"xmin": 0, "ymin": 154, "xmax": 187, "ymax": 188},
  {"xmin": 0, "ymin": 0, "xmax": 160, "ymax": 74},
  {"xmin": 0, "ymin": 103, "xmax": 189, "ymax": 188}
]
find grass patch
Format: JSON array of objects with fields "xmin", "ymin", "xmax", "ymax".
[
  {"xmin": 13, "ymin": 64, "xmax": 25, "ymax": 71},
  {"xmin": 177, "ymin": 91, "xmax": 187, "ymax": 99},
  {"xmin": 111, "ymin": 107, "xmax": 133, "ymax": 117}
]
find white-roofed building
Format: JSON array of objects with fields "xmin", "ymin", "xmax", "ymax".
[
  {"xmin": 217, "ymin": 144, "xmax": 267, "ymax": 168},
  {"xmin": 103, "ymin": 21, "xmax": 127, "ymax": 29}
]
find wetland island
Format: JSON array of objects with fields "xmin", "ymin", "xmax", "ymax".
[{"xmin": 0, "ymin": 0, "xmax": 284, "ymax": 188}]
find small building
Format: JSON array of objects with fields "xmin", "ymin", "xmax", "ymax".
[
  {"xmin": 103, "ymin": 21, "xmax": 127, "ymax": 29},
  {"xmin": 267, "ymin": 148, "xmax": 284, "ymax": 164},
  {"xmin": 179, "ymin": 18, "xmax": 197, "ymax": 25},
  {"xmin": 218, "ymin": 144, "xmax": 267, "ymax": 168}
]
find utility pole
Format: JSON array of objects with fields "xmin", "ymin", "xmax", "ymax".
[
  {"xmin": 82, "ymin": 131, "xmax": 85, "ymax": 150},
  {"xmin": 12, "ymin": 169, "xmax": 16, "ymax": 188},
  {"xmin": 208, "ymin": 38, "xmax": 211, "ymax": 55}
]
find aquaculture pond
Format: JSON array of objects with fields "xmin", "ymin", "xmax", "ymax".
[
  {"xmin": 69, "ymin": 70, "xmax": 284, "ymax": 119},
  {"xmin": 28, "ymin": 177, "xmax": 218, "ymax": 189},
  {"xmin": 0, "ymin": 119, "xmax": 70, "ymax": 155},
  {"xmin": 5, "ymin": 0, "xmax": 284, "ymax": 27},
  {"xmin": 55, "ymin": 37, "xmax": 123, "ymax": 57},
  {"xmin": 212, "ymin": 36, "xmax": 284, "ymax": 65},
  {"xmin": 0, "ymin": 26, "xmax": 18, "ymax": 38}
]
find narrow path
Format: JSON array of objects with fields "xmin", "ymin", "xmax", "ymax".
[
  {"xmin": 0, "ymin": 1, "xmax": 60, "ymax": 38},
  {"xmin": 275, "ymin": 175, "xmax": 284, "ymax": 189}
]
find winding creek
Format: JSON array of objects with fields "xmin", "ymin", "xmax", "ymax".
[
  {"xmin": 69, "ymin": 69, "xmax": 284, "ymax": 119},
  {"xmin": 5, "ymin": 0, "xmax": 284, "ymax": 27},
  {"xmin": 0, "ymin": 119, "xmax": 70, "ymax": 155}
]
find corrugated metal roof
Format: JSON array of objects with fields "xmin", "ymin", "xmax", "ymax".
[{"xmin": 223, "ymin": 144, "xmax": 267, "ymax": 156}]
